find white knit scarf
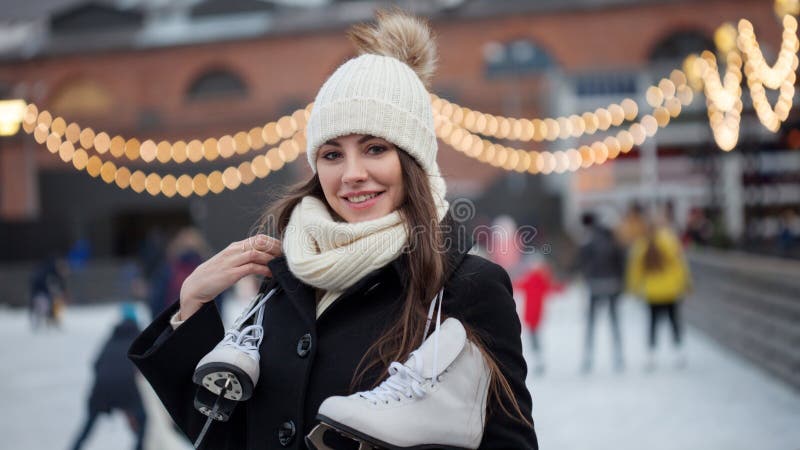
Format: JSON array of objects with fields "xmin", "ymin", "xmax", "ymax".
[
  {"xmin": 283, "ymin": 178, "xmax": 449, "ymax": 317},
  {"xmin": 283, "ymin": 196, "xmax": 408, "ymax": 316}
]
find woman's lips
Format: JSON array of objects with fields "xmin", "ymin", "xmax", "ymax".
[{"xmin": 342, "ymin": 191, "xmax": 385, "ymax": 210}]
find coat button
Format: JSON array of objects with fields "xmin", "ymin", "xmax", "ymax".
[
  {"xmin": 297, "ymin": 333, "xmax": 312, "ymax": 358},
  {"xmin": 277, "ymin": 420, "xmax": 296, "ymax": 447}
]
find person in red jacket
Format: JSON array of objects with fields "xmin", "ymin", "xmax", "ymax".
[{"xmin": 513, "ymin": 255, "xmax": 564, "ymax": 374}]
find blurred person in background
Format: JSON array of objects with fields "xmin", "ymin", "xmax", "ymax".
[
  {"xmin": 119, "ymin": 265, "xmax": 191, "ymax": 450},
  {"xmin": 138, "ymin": 229, "xmax": 167, "ymax": 285},
  {"xmin": 118, "ymin": 260, "xmax": 148, "ymax": 304},
  {"xmin": 488, "ymin": 214, "xmax": 525, "ymax": 278},
  {"xmin": 513, "ymin": 253, "xmax": 564, "ymax": 375},
  {"xmin": 684, "ymin": 207, "xmax": 713, "ymax": 246},
  {"xmin": 67, "ymin": 236, "xmax": 92, "ymax": 271},
  {"xmin": 615, "ymin": 202, "xmax": 647, "ymax": 250},
  {"xmin": 28, "ymin": 254, "xmax": 69, "ymax": 330},
  {"xmin": 661, "ymin": 200, "xmax": 680, "ymax": 233},
  {"xmin": 626, "ymin": 221, "xmax": 692, "ymax": 370},
  {"xmin": 574, "ymin": 211, "xmax": 626, "ymax": 373},
  {"xmin": 777, "ymin": 209, "xmax": 800, "ymax": 258},
  {"xmin": 147, "ymin": 228, "xmax": 210, "ymax": 320},
  {"xmin": 70, "ymin": 303, "xmax": 146, "ymax": 450}
]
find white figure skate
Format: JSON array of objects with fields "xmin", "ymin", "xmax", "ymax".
[
  {"xmin": 192, "ymin": 287, "xmax": 278, "ymax": 421},
  {"xmin": 306, "ymin": 290, "xmax": 491, "ymax": 450}
]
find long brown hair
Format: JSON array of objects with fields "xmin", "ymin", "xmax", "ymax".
[
  {"xmin": 256, "ymin": 148, "xmax": 531, "ymax": 427},
  {"xmin": 642, "ymin": 225, "xmax": 664, "ymax": 273}
]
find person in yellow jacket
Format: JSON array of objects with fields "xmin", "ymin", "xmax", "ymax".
[{"xmin": 626, "ymin": 223, "xmax": 692, "ymax": 369}]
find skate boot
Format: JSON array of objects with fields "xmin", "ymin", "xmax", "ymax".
[
  {"xmin": 192, "ymin": 287, "xmax": 278, "ymax": 421},
  {"xmin": 306, "ymin": 290, "xmax": 490, "ymax": 450}
]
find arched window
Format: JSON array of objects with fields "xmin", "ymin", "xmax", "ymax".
[
  {"xmin": 50, "ymin": 3, "xmax": 143, "ymax": 34},
  {"xmin": 484, "ymin": 39, "xmax": 556, "ymax": 79},
  {"xmin": 191, "ymin": 0, "xmax": 278, "ymax": 18},
  {"xmin": 186, "ymin": 69, "xmax": 248, "ymax": 101},
  {"xmin": 574, "ymin": 72, "xmax": 638, "ymax": 97},
  {"xmin": 649, "ymin": 30, "xmax": 714, "ymax": 62},
  {"xmin": 49, "ymin": 78, "xmax": 114, "ymax": 117}
]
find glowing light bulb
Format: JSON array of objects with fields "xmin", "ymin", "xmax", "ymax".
[{"xmin": 621, "ymin": 99, "xmax": 638, "ymax": 121}]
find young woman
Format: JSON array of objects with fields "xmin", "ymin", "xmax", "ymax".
[{"xmin": 129, "ymin": 11, "xmax": 537, "ymax": 449}]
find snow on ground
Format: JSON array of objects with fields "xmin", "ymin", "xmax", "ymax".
[{"xmin": 1, "ymin": 286, "xmax": 798, "ymax": 450}]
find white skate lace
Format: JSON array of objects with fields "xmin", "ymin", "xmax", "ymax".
[
  {"xmin": 360, "ymin": 289, "xmax": 444, "ymax": 405},
  {"xmin": 218, "ymin": 287, "xmax": 279, "ymax": 360}
]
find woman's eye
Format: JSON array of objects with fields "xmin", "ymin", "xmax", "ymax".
[
  {"xmin": 321, "ymin": 151, "xmax": 341, "ymax": 160},
  {"xmin": 367, "ymin": 145, "xmax": 387, "ymax": 155}
]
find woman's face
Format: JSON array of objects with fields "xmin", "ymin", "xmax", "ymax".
[{"xmin": 316, "ymin": 134, "xmax": 404, "ymax": 223}]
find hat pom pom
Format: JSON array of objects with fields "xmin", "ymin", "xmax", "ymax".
[{"xmin": 347, "ymin": 9, "xmax": 438, "ymax": 89}]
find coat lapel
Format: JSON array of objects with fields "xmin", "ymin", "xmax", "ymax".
[{"xmin": 267, "ymin": 256, "xmax": 317, "ymax": 329}]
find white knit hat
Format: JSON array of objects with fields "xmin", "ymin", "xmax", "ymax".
[{"xmin": 305, "ymin": 12, "xmax": 448, "ymax": 220}]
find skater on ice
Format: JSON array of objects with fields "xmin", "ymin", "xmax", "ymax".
[
  {"xmin": 72, "ymin": 303, "xmax": 146, "ymax": 450},
  {"xmin": 130, "ymin": 9, "xmax": 537, "ymax": 449},
  {"xmin": 513, "ymin": 253, "xmax": 564, "ymax": 375},
  {"xmin": 626, "ymin": 220, "xmax": 692, "ymax": 371},
  {"xmin": 574, "ymin": 212, "xmax": 626, "ymax": 373}
]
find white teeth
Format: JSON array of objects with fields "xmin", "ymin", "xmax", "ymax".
[{"xmin": 347, "ymin": 193, "xmax": 379, "ymax": 203}]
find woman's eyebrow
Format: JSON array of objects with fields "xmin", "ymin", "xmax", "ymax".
[{"xmin": 323, "ymin": 135, "xmax": 381, "ymax": 147}]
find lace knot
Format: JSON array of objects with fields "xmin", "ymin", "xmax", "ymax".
[{"xmin": 360, "ymin": 360, "xmax": 428, "ymax": 405}]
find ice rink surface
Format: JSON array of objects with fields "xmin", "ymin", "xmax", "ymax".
[
  {"xmin": 2, "ymin": 285, "xmax": 799, "ymax": 450},
  {"xmin": 526, "ymin": 285, "xmax": 800, "ymax": 450}
]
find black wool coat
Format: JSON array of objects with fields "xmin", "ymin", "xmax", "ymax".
[{"xmin": 129, "ymin": 221, "xmax": 538, "ymax": 450}]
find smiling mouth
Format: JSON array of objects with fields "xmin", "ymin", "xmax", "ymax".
[{"xmin": 343, "ymin": 192, "xmax": 384, "ymax": 204}]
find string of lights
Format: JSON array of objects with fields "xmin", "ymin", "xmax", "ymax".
[
  {"xmin": 13, "ymin": 12, "xmax": 799, "ymax": 197},
  {"xmin": 696, "ymin": 50, "xmax": 744, "ymax": 151},
  {"xmin": 431, "ymin": 96, "xmax": 640, "ymax": 142},
  {"xmin": 739, "ymin": 16, "xmax": 798, "ymax": 132},
  {"xmin": 434, "ymin": 71, "xmax": 693, "ymax": 175},
  {"xmin": 690, "ymin": 15, "xmax": 798, "ymax": 149},
  {"xmin": 35, "ymin": 125, "xmax": 306, "ymax": 197},
  {"xmin": 21, "ymin": 103, "xmax": 312, "ymax": 164}
]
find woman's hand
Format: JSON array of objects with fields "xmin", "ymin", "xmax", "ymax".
[{"xmin": 179, "ymin": 234, "xmax": 282, "ymax": 321}]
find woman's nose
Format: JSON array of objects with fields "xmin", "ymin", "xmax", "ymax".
[{"xmin": 342, "ymin": 156, "xmax": 368, "ymax": 184}]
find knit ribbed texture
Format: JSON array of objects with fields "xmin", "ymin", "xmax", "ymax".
[
  {"xmin": 283, "ymin": 196, "xmax": 408, "ymax": 317},
  {"xmin": 307, "ymin": 54, "xmax": 437, "ymax": 172}
]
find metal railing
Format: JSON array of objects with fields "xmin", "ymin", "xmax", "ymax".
[{"xmin": 686, "ymin": 248, "xmax": 800, "ymax": 390}]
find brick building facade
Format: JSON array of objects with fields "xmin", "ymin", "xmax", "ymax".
[{"xmin": 0, "ymin": 0, "xmax": 786, "ymax": 260}]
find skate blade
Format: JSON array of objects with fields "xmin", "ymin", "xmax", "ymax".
[
  {"xmin": 306, "ymin": 416, "xmax": 469, "ymax": 450},
  {"xmin": 306, "ymin": 423, "xmax": 377, "ymax": 450},
  {"xmin": 192, "ymin": 362, "xmax": 254, "ymax": 401},
  {"xmin": 193, "ymin": 386, "xmax": 237, "ymax": 422}
]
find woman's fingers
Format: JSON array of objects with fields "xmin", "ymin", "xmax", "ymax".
[
  {"xmin": 226, "ymin": 235, "xmax": 283, "ymax": 257},
  {"xmin": 232, "ymin": 262, "xmax": 272, "ymax": 279},
  {"xmin": 228, "ymin": 248, "xmax": 274, "ymax": 267},
  {"xmin": 251, "ymin": 235, "xmax": 282, "ymax": 256},
  {"xmin": 227, "ymin": 235, "xmax": 282, "ymax": 267},
  {"xmin": 226, "ymin": 235, "xmax": 281, "ymax": 279},
  {"xmin": 183, "ymin": 236, "xmax": 281, "ymax": 306}
]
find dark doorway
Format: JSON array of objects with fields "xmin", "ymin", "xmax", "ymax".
[{"xmin": 113, "ymin": 210, "xmax": 192, "ymax": 257}]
